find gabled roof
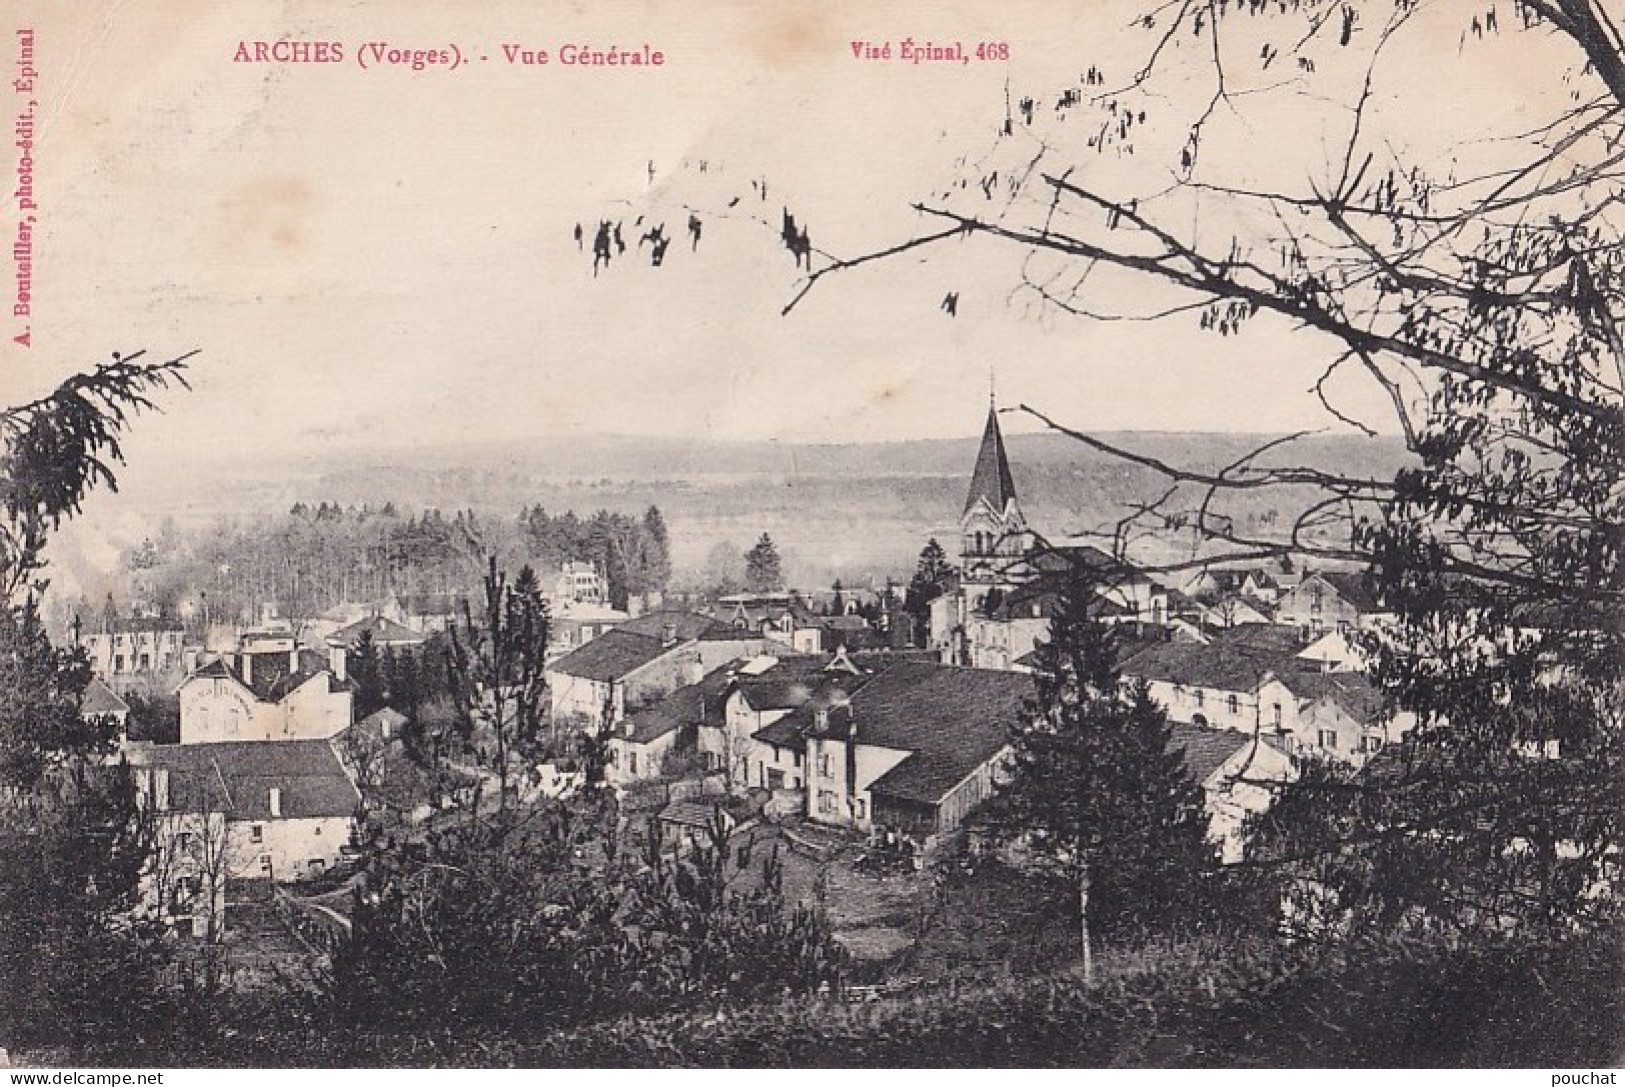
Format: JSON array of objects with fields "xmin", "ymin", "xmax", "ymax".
[
  {"xmin": 1166, "ymin": 722, "xmax": 1292, "ymax": 787},
  {"xmin": 1272, "ymin": 671, "xmax": 1384, "ymax": 725},
  {"xmin": 81, "ymin": 677, "xmax": 129, "ymax": 716},
  {"xmin": 1296, "ymin": 571, "xmax": 1384, "ymax": 612},
  {"xmin": 621, "ymin": 664, "xmax": 735, "ymax": 744},
  {"xmin": 184, "ymin": 650, "xmax": 345, "ymax": 703},
  {"xmin": 964, "ymin": 404, "xmax": 1018, "ymax": 516},
  {"xmin": 130, "ymin": 739, "xmax": 360, "ymax": 820},
  {"xmin": 547, "ymin": 628, "xmax": 678, "ymax": 682},
  {"xmin": 1209, "ymin": 623, "xmax": 1306, "ymax": 656},
  {"xmin": 327, "ymin": 614, "xmax": 426, "ymax": 648},
  {"xmin": 1167, "ymin": 723, "xmax": 1253, "ymax": 786},
  {"xmin": 836, "ymin": 663, "xmax": 1030, "ymax": 806},
  {"xmin": 617, "ymin": 610, "xmax": 734, "ymax": 642},
  {"xmin": 1119, "ymin": 640, "xmax": 1288, "ymax": 692}
]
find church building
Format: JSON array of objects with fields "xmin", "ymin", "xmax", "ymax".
[{"xmin": 928, "ymin": 396, "xmax": 1170, "ymax": 669}]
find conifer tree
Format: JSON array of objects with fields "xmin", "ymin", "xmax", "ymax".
[
  {"xmin": 348, "ymin": 628, "xmax": 386, "ymax": 720},
  {"xmin": 744, "ymin": 533, "xmax": 784, "ymax": 592},
  {"xmin": 991, "ymin": 574, "xmax": 1213, "ymax": 977}
]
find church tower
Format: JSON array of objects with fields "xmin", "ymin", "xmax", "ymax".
[{"xmin": 959, "ymin": 394, "xmax": 1027, "ymax": 583}]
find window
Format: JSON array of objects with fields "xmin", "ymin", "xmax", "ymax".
[
  {"xmin": 258, "ymin": 854, "xmax": 273, "ymax": 875},
  {"xmin": 818, "ymin": 752, "xmax": 833, "ymax": 778},
  {"xmin": 1194, "ymin": 689, "xmax": 1205, "ymax": 708},
  {"xmin": 313, "ymin": 825, "xmax": 322, "ymax": 836},
  {"xmin": 1360, "ymin": 734, "xmax": 1384, "ymax": 754},
  {"xmin": 1272, "ymin": 703, "xmax": 1283, "ymax": 729},
  {"xmin": 628, "ymin": 751, "xmax": 638, "ymax": 775},
  {"xmin": 1318, "ymin": 729, "xmax": 1338, "ymax": 751},
  {"xmin": 250, "ymin": 824, "xmax": 265, "ymax": 843},
  {"xmin": 1226, "ymin": 694, "xmax": 1239, "ymax": 715},
  {"xmin": 793, "ymin": 750, "xmax": 802, "ymax": 768},
  {"xmin": 175, "ymin": 831, "xmax": 193, "ymax": 852},
  {"xmin": 854, "ymin": 798, "xmax": 867, "ymax": 821},
  {"xmin": 817, "ymin": 790, "xmax": 838, "ymax": 815},
  {"xmin": 114, "ymin": 654, "xmax": 126, "ymax": 673}
]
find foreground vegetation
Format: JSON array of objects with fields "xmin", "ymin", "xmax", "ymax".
[{"xmin": 33, "ymin": 927, "xmax": 1619, "ymax": 1068}]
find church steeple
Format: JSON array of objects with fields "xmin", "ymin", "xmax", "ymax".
[
  {"xmin": 964, "ymin": 397, "xmax": 1018, "ymax": 518},
  {"xmin": 959, "ymin": 390, "xmax": 1026, "ymax": 583}
]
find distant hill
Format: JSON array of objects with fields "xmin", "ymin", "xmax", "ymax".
[{"xmin": 51, "ymin": 430, "xmax": 1413, "ymax": 598}]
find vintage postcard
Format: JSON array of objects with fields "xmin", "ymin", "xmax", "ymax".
[{"xmin": 1, "ymin": 0, "xmax": 1620, "ymax": 1072}]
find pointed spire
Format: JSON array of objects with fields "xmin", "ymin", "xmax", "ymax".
[{"xmin": 964, "ymin": 398, "xmax": 1018, "ymax": 516}]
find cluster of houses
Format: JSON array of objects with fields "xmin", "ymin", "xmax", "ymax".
[
  {"xmin": 536, "ymin": 399, "xmax": 1415, "ymax": 864},
  {"xmin": 74, "ymin": 395, "xmax": 1422, "ymax": 939}
]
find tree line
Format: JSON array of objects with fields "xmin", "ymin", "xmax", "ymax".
[{"xmin": 102, "ymin": 501, "xmax": 673, "ymax": 634}]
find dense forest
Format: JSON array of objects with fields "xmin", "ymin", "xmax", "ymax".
[{"xmin": 100, "ymin": 503, "xmax": 673, "ymax": 630}]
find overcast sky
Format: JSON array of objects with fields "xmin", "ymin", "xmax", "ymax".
[{"xmin": 8, "ymin": 0, "xmax": 1566, "ymax": 473}]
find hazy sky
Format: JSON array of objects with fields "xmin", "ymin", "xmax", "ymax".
[{"xmin": 7, "ymin": 0, "xmax": 1569, "ymax": 474}]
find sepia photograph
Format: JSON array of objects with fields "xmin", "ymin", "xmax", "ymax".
[{"xmin": 0, "ymin": 0, "xmax": 1621, "ymax": 1070}]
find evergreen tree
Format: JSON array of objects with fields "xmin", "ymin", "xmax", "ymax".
[
  {"xmin": 0, "ymin": 353, "xmax": 191, "ymax": 1053},
  {"xmin": 905, "ymin": 538, "xmax": 957, "ymax": 646},
  {"xmin": 349, "ymin": 628, "xmax": 386, "ymax": 720},
  {"xmin": 447, "ymin": 559, "xmax": 551, "ymax": 807},
  {"xmin": 830, "ymin": 579, "xmax": 846, "ymax": 616},
  {"xmin": 641, "ymin": 505, "xmax": 672, "ymax": 593},
  {"xmin": 989, "ymin": 574, "xmax": 1214, "ymax": 977},
  {"xmin": 744, "ymin": 533, "xmax": 783, "ymax": 592}
]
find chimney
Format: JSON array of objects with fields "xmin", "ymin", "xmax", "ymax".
[
  {"xmin": 268, "ymin": 787, "xmax": 282, "ymax": 818},
  {"xmin": 240, "ymin": 651, "xmax": 252, "ymax": 687},
  {"xmin": 813, "ymin": 707, "xmax": 829, "ymax": 732},
  {"xmin": 290, "ymin": 646, "xmax": 301, "ymax": 672},
  {"xmin": 152, "ymin": 768, "xmax": 170, "ymax": 812},
  {"xmin": 685, "ymin": 655, "xmax": 704, "ymax": 686},
  {"xmin": 661, "ymin": 623, "xmax": 677, "ymax": 647},
  {"xmin": 330, "ymin": 644, "xmax": 348, "ymax": 682}
]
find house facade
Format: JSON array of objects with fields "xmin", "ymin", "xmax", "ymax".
[
  {"xmin": 178, "ymin": 644, "xmax": 353, "ymax": 744},
  {"xmin": 129, "ymin": 739, "xmax": 360, "ymax": 934},
  {"xmin": 1275, "ymin": 571, "xmax": 1384, "ymax": 633},
  {"xmin": 75, "ymin": 613, "xmax": 186, "ymax": 683}
]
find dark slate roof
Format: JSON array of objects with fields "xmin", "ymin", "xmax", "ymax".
[
  {"xmin": 1210, "ymin": 623, "xmax": 1307, "ymax": 656},
  {"xmin": 838, "ymin": 664, "xmax": 1031, "ymax": 806},
  {"xmin": 189, "ymin": 650, "xmax": 345, "ymax": 703},
  {"xmin": 262, "ymin": 649, "xmax": 344, "ymax": 701},
  {"xmin": 1026, "ymin": 544, "xmax": 1120, "ymax": 577},
  {"xmin": 965, "ymin": 404, "xmax": 1019, "ymax": 516},
  {"xmin": 1273, "ymin": 671, "xmax": 1384, "ymax": 725},
  {"xmin": 81, "ymin": 677, "xmax": 129, "ymax": 716},
  {"xmin": 191, "ymin": 658, "xmax": 239, "ymax": 682},
  {"xmin": 1119, "ymin": 640, "xmax": 1288, "ymax": 692},
  {"xmin": 1167, "ymin": 723, "xmax": 1252, "ymax": 785},
  {"xmin": 621, "ymin": 664, "xmax": 735, "ymax": 745},
  {"xmin": 328, "ymin": 614, "xmax": 427, "ymax": 648},
  {"xmin": 133, "ymin": 739, "xmax": 360, "ymax": 821},
  {"xmin": 548, "ymin": 628, "xmax": 675, "ymax": 682},
  {"xmin": 617, "ymin": 610, "xmax": 734, "ymax": 642}
]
